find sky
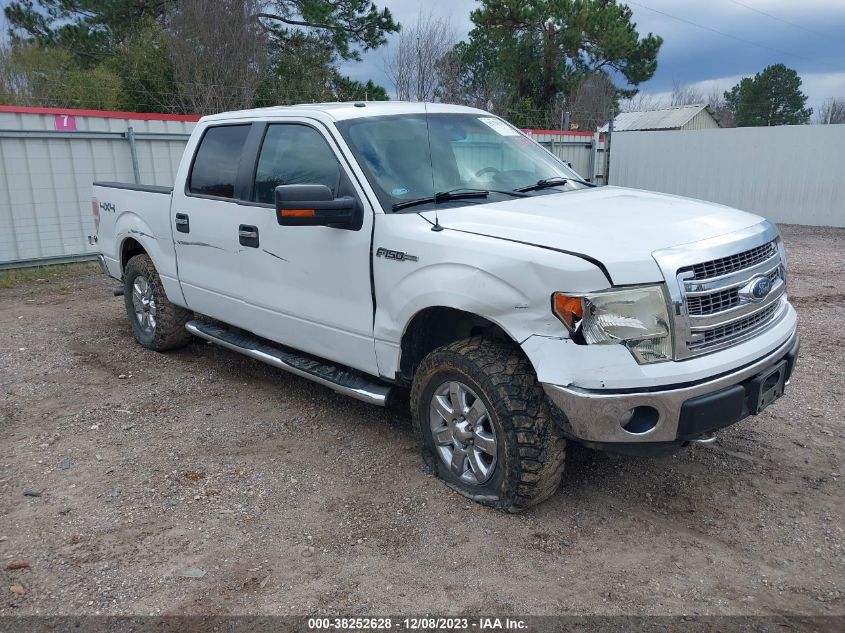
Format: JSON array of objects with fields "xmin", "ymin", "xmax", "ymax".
[{"xmin": 339, "ymin": 0, "xmax": 845, "ymax": 112}]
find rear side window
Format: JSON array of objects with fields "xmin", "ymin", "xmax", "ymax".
[
  {"xmin": 189, "ymin": 125, "xmax": 250, "ymax": 198},
  {"xmin": 253, "ymin": 124, "xmax": 341, "ymax": 204}
]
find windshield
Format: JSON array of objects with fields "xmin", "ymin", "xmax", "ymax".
[{"xmin": 336, "ymin": 112, "xmax": 587, "ymax": 212}]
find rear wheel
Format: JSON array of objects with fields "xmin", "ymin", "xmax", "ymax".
[
  {"xmin": 123, "ymin": 254, "xmax": 192, "ymax": 351},
  {"xmin": 410, "ymin": 337, "xmax": 566, "ymax": 512}
]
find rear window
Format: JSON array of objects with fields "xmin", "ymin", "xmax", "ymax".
[{"xmin": 188, "ymin": 125, "xmax": 250, "ymax": 198}]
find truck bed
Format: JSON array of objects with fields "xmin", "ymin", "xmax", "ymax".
[{"xmin": 92, "ymin": 180, "xmax": 178, "ymax": 294}]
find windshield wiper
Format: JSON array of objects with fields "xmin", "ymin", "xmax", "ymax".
[
  {"xmin": 392, "ymin": 188, "xmax": 531, "ymax": 212},
  {"xmin": 515, "ymin": 177, "xmax": 596, "ymax": 193},
  {"xmin": 392, "ymin": 190, "xmax": 487, "ymax": 211}
]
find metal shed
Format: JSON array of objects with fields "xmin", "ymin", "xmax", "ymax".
[
  {"xmin": 0, "ymin": 106, "xmax": 199, "ymax": 268},
  {"xmin": 598, "ymin": 104, "xmax": 721, "ymax": 133}
]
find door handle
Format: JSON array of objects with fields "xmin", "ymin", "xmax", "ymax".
[
  {"xmin": 238, "ymin": 224, "xmax": 259, "ymax": 247},
  {"xmin": 175, "ymin": 213, "xmax": 190, "ymax": 233}
]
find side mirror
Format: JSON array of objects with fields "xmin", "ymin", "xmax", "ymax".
[{"xmin": 275, "ymin": 184, "xmax": 358, "ymax": 229}]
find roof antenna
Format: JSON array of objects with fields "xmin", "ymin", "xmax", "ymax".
[{"xmin": 423, "ymin": 102, "xmax": 443, "ymax": 232}]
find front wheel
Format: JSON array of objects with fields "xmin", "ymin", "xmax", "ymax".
[
  {"xmin": 123, "ymin": 254, "xmax": 193, "ymax": 351},
  {"xmin": 410, "ymin": 337, "xmax": 566, "ymax": 512}
]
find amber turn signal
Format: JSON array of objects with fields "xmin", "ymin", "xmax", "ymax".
[
  {"xmin": 279, "ymin": 209, "xmax": 316, "ymax": 217},
  {"xmin": 552, "ymin": 293, "xmax": 584, "ymax": 331}
]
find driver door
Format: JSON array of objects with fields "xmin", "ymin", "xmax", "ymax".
[{"xmin": 237, "ymin": 121, "xmax": 379, "ymax": 375}]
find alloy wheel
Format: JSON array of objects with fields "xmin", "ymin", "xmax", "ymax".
[{"xmin": 429, "ymin": 380, "xmax": 498, "ymax": 484}]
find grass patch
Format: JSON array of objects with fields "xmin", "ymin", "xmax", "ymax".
[{"xmin": 0, "ymin": 261, "xmax": 101, "ymax": 289}]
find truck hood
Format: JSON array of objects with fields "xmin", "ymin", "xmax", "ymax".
[{"xmin": 420, "ymin": 186, "xmax": 765, "ymax": 285}]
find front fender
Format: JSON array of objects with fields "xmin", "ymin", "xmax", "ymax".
[
  {"xmin": 386, "ymin": 262, "xmax": 532, "ymax": 342},
  {"xmin": 372, "ymin": 213, "xmax": 611, "ymax": 379}
]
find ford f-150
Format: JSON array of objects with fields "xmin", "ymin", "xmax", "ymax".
[{"xmin": 90, "ymin": 102, "xmax": 799, "ymax": 511}]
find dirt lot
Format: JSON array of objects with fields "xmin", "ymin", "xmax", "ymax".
[{"xmin": 0, "ymin": 224, "xmax": 842, "ymax": 617}]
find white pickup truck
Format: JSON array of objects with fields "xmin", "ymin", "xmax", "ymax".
[{"xmin": 91, "ymin": 102, "xmax": 799, "ymax": 511}]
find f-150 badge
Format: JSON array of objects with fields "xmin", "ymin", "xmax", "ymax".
[{"xmin": 376, "ymin": 247, "xmax": 418, "ymax": 262}]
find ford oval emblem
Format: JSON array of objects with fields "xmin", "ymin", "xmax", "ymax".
[{"xmin": 739, "ymin": 275, "xmax": 772, "ymax": 302}]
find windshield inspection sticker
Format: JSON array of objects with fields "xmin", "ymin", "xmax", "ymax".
[
  {"xmin": 478, "ymin": 117, "xmax": 520, "ymax": 136},
  {"xmin": 391, "ymin": 187, "xmax": 409, "ymax": 195}
]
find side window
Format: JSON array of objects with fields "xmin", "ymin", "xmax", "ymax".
[
  {"xmin": 188, "ymin": 125, "xmax": 250, "ymax": 198},
  {"xmin": 253, "ymin": 124, "xmax": 341, "ymax": 204}
]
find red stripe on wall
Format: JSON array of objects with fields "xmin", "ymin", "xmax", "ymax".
[
  {"xmin": 0, "ymin": 105, "xmax": 201, "ymax": 122},
  {"xmin": 522, "ymin": 128, "xmax": 596, "ymax": 137}
]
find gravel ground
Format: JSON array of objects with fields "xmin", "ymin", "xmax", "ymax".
[{"xmin": 0, "ymin": 224, "xmax": 842, "ymax": 617}]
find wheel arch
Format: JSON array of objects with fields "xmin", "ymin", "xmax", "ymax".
[
  {"xmin": 116, "ymin": 227, "xmax": 185, "ymax": 308},
  {"xmin": 120, "ymin": 236, "xmax": 148, "ymax": 273},
  {"xmin": 397, "ymin": 306, "xmax": 523, "ymax": 385}
]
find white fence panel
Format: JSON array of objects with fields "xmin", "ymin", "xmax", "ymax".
[
  {"xmin": 523, "ymin": 130, "xmax": 606, "ymax": 184},
  {"xmin": 0, "ymin": 107, "xmax": 196, "ymax": 267},
  {"xmin": 609, "ymin": 125, "xmax": 845, "ymax": 228}
]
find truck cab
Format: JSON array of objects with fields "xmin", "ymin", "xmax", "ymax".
[{"xmin": 92, "ymin": 102, "xmax": 799, "ymax": 511}]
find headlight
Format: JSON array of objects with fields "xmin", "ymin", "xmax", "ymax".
[{"xmin": 552, "ymin": 285, "xmax": 673, "ymax": 364}]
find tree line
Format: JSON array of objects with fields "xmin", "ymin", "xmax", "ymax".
[
  {"xmin": 1, "ymin": 0, "xmax": 841, "ymax": 127},
  {"xmin": 390, "ymin": 9, "xmax": 832, "ymax": 129},
  {"xmin": 0, "ymin": 0, "xmax": 397, "ymax": 113}
]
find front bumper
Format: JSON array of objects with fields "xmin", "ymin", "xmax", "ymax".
[{"xmin": 542, "ymin": 329, "xmax": 799, "ymax": 445}]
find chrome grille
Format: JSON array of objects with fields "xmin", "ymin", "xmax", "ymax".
[
  {"xmin": 699, "ymin": 303, "xmax": 779, "ymax": 346},
  {"xmin": 686, "ymin": 269, "xmax": 779, "ymax": 316},
  {"xmin": 686, "ymin": 287, "xmax": 739, "ymax": 316},
  {"xmin": 678, "ymin": 241, "xmax": 777, "ymax": 280},
  {"xmin": 652, "ymin": 224, "xmax": 789, "ymax": 359}
]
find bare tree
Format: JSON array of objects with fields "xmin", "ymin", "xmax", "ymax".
[
  {"xmin": 433, "ymin": 43, "xmax": 510, "ymax": 112},
  {"xmin": 815, "ymin": 97, "xmax": 845, "ymax": 124},
  {"xmin": 563, "ymin": 72, "xmax": 618, "ymax": 131},
  {"xmin": 164, "ymin": 0, "xmax": 269, "ymax": 114},
  {"xmin": 707, "ymin": 85, "xmax": 734, "ymax": 127},
  {"xmin": 0, "ymin": 40, "xmax": 21, "ymax": 104},
  {"xmin": 385, "ymin": 11, "xmax": 456, "ymax": 101},
  {"xmin": 432, "ymin": 45, "xmax": 464, "ymax": 105},
  {"xmin": 619, "ymin": 91, "xmax": 663, "ymax": 112},
  {"xmin": 669, "ymin": 79, "xmax": 705, "ymax": 106}
]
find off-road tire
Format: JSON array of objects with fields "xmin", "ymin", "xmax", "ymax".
[
  {"xmin": 410, "ymin": 337, "xmax": 566, "ymax": 512},
  {"xmin": 123, "ymin": 254, "xmax": 193, "ymax": 351}
]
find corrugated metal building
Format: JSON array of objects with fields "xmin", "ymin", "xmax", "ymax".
[
  {"xmin": 599, "ymin": 104, "xmax": 721, "ymax": 132},
  {"xmin": 0, "ymin": 106, "xmax": 198, "ymax": 268},
  {"xmin": 609, "ymin": 124, "xmax": 845, "ymax": 228}
]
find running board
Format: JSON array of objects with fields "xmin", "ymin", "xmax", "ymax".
[{"xmin": 185, "ymin": 320, "xmax": 392, "ymax": 406}]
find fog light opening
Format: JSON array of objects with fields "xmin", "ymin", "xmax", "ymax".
[{"xmin": 620, "ymin": 406, "xmax": 660, "ymax": 435}]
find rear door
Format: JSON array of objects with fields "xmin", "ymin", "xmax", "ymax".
[
  {"xmin": 236, "ymin": 120, "xmax": 379, "ymax": 375},
  {"xmin": 171, "ymin": 123, "xmax": 263, "ymax": 327}
]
